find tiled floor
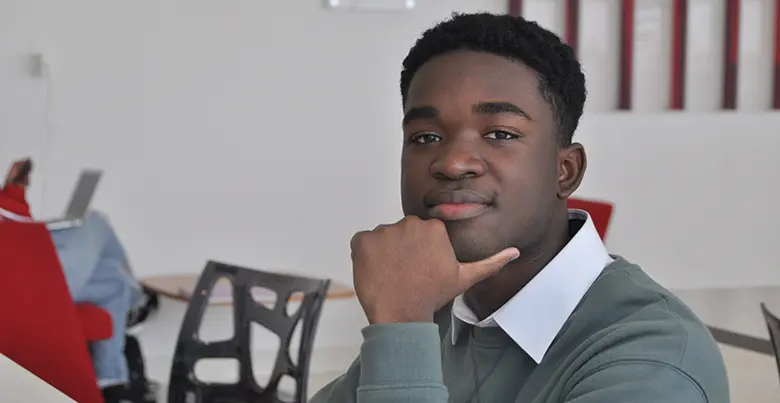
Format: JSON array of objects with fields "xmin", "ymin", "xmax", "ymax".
[{"xmin": 152, "ymin": 343, "xmax": 779, "ymax": 402}]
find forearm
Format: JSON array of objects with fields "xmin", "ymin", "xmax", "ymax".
[
  {"xmin": 358, "ymin": 323, "xmax": 448, "ymax": 403},
  {"xmin": 309, "ymin": 323, "xmax": 449, "ymax": 403}
]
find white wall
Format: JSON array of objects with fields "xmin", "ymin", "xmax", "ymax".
[
  {"xmin": 2, "ymin": 0, "xmax": 779, "ymax": 379},
  {"xmin": 575, "ymin": 112, "xmax": 780, "ymax": 289}
]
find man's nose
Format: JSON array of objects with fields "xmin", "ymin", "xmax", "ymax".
[{"xmin": 430, "ymin": 138, "xmax": 486, "ymax": 181}]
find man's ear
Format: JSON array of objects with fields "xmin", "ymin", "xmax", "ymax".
[{"xmin": 557, "ymin": 142, "xmax": 586, "ymax": 199}]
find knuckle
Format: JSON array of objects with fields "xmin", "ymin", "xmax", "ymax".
[
  {"xmin": 350, "ymin": 231, "xmax": 368, "ymax": 249},
  {"xmin": 427, "ymin": 218, "xmax": 446, "ymax": 232},
  {"xmin": 401, "ymin": 215, "xmax": 422, "ymax": 225}
]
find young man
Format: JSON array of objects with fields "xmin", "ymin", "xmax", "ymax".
[
  {"xmin": 311, "ymin": 13, "xmax": 729, "ymax": 403},
  {"xmin": 0, "ymin": 159, "xmax": 142, "ymax": 402}
]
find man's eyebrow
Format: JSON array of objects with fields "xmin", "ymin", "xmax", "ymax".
[
  {"xmin": 402, "ymin": 106, "xmax": 438, "ymax": 126},
  {"xmin": 473, "ymin": 101, "xmax": 531, "ymax": 120}
]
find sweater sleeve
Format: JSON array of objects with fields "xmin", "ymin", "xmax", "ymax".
[
  {"xmin": 563, "ymin": 361, "xmax": 710, "ymax": 403},
  {"xmin": 0, "ymin": 184, "xmax": 32, "ymax": 219},
  {"xmin": 309, "ymin": 323, "xmax": 449, "ymax": 403}
]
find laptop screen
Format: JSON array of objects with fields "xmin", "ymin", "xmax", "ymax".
[{"xmin": 63, "ymin": 170, "xmax": 102, "ymax": 218}]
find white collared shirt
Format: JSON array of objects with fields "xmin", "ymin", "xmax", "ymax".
[{"xmin": 451, "ymin": 209, "xmax": 613, "ymax": 363}]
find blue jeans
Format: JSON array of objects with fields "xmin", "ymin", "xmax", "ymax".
[{"xmin": 50, "ymin": 211, "xmax": 142, "ymax": 387}]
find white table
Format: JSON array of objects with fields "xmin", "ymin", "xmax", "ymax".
[
  {"xmin": 0, "ymin": 354, "xmax": 76, "ymax": 402},
  {"xmin": 673, "ymin": 286, "xmax": 780, "ymax": 355}
]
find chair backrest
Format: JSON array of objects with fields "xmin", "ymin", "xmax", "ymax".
[
  {"xmin": 0, "ymin": 221, "xmax": 103, "ymax": 403},
  {"xmin": 168, "ymin": 261, "xmax": 331, "ymax": 403},
  {"xmin": 760, "ymin": 303, "xmax": 780, "ymax": 382},
  {"xmin": 567, "ymin": 197, "xmax": 615, "ymax": 240}
]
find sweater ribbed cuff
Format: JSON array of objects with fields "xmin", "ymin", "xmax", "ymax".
[{"xmin": 359, "ymin": 323, "xmax": 444, "ymax": 386}]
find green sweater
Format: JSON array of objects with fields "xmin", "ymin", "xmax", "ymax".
[{"xmin": 310, "ymin": 257, "xmax": 730, "ymax": 403}]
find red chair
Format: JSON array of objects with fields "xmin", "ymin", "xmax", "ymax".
[
  {"xmin": 567, "ymin": 197, "xmax": 614, "ymax": 240},
  {"xmin": 0, "ymin": 221, "xmax": 112, "ymax": 403}
]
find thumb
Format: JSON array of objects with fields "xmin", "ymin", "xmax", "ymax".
[{"xmin": 458, "ymin": 247, "xmax": 520, "ymax": 290}]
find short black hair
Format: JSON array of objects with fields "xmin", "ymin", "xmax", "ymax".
[{"xmin": 400, "ymin": 12, "xmax": 586, "ymax": 146}]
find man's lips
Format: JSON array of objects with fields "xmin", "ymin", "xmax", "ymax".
[
  {"xmin": 428, "ymin": 203, "xmax": 490, "ymax": 221},
  {"xmin": 424, "ymin": 189, "xmax": 494, "ymax": 221}
]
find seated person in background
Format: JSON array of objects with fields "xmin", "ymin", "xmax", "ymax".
[
  {"xmin": 0, "ymin": 160, "xmax": 33, "ymax": 221},
  {"xmin": 311, "ymin": 13, "xmax": 729, "ymax": 403},
  {"xmin": 1, "ymin": 159, "xmax": 142, "ymax": 401}
]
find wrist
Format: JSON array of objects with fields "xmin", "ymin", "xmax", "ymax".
[{"xmin": 369, "ymin": 309, "xmax": 433, "ymax": 324}]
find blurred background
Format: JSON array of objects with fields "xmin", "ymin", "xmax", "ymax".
[{"xmin": 1, "ymin": 0, "xmax": 779, "ymax": 402}]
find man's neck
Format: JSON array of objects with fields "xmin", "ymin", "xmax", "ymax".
[{"xmin": 464, "ymin": 211, "xmax": 572, "ymax": 321}]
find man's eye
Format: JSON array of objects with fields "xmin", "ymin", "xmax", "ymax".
[
  {"xmin": 410, "ymin": 133, "xmax": 442, "ymax": 144},
  {"xmin": 484, "ymin": 131, "xmax": 520, "ymax": 140}
]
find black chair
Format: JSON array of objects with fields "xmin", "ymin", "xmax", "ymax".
[
  {"xmin": 760, "ymin": 303, "xmax": 780, "ymax": 383},
  {"xmin": 168, "ymin": 261, "xmax": 331, "ymax": 403}
]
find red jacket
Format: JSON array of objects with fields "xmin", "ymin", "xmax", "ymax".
[{"xmin": 0, "ymin": 184, "xmax": 33, "ymax": 222}]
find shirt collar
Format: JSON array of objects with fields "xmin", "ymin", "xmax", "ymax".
[{"xmin": 451, "ymin": 209, "xmax": 613, "ymax": 363}]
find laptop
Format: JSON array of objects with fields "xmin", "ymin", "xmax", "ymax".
[{"xmin": 45, "ymin": 170, "xmax": 102, "ymax": 231}]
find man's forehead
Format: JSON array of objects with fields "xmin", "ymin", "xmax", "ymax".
[{"xmin": 404, "ymin": 51, "xmax": 543, "ymax": 113}]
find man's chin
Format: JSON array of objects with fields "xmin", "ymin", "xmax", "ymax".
[
  {"xmin": 450, "ymin": 237, "xmax": 495, "ymax": 263},
  {"xmin": 443, "ymin": 219, "xmax": 507, "ymax": 262}
]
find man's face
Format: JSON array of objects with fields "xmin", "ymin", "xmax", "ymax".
[{"xmin": 400, "ymin": 50, "xmax": 564, "ymax": 263}]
